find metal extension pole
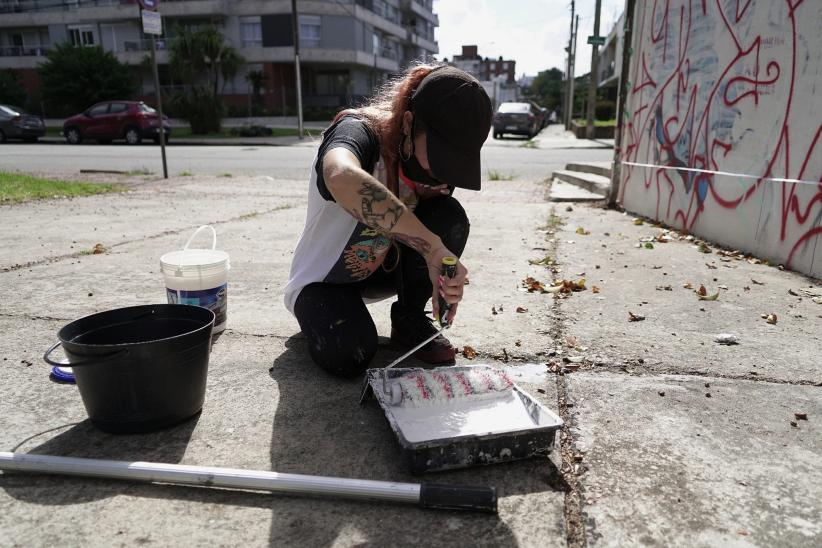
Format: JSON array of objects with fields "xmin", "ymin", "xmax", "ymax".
[
  {"xmin": 0, "ymin": 452, "xmax": 496, "ymax": 513},
  {"xmin": 291, "ymin": 0, "xmax": 304, "ymax": 139}
]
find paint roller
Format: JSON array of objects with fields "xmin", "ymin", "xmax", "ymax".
[{"xmin": 387, "ymin": 367, "xmax": 515, "ymax": 406}]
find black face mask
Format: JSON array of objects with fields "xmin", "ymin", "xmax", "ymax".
[{"xmin": 400, "ymin": 119, "xmax": 441, "ymax": 187}]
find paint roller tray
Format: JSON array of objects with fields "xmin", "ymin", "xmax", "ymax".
[{"xmin": 362, "ymin": 365, "xmax": 563, "ymax": 474}]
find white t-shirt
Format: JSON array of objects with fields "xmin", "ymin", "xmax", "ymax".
[{"xmin": 284, "ymin": 116, "xmax": 417, "ymax": 314}]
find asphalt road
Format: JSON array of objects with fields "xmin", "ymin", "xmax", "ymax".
[{"xmin": 0, "ymin": 130, "xmax": 613, "ymax": 182}]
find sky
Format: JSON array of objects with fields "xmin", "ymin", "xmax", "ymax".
[{"xmin": 434, "ymin": 0, "xmax": 624, "ymax": 78}]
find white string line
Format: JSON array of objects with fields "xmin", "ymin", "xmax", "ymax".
[{"xmin": 621, "ymin": 161, "xmax": 822, "ymax": 188}]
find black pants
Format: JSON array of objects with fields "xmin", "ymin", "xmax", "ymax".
[{"xmin": 294, "ymin": 195, "xmax": 470, "ymax": 378}]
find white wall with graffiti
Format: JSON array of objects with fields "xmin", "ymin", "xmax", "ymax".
[{"xmin": 618, "ymin": 0, "xmax": 822, "ymax": 277}]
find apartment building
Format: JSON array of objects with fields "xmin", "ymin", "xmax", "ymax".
[
  {"xmin": 448, "ymin": 45, "xmax": 518, "ymax": 109},
  {"xmin": 450, "ymin": 45, "xmax": 516, "ymax": 85},
  {"xmin": 0, "ymin": 0, "xmax": 439, "ymax": 114}
]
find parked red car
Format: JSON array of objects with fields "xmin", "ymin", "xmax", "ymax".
[{"xmin": 62, "ymin": 101, "xmax": 171, "ymax": 145}]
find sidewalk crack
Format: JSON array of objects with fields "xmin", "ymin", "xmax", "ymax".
[{"xmin": 0, "ymin": 204, "xmax": 294, "ymax": 273}]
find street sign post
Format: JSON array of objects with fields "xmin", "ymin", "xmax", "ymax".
[
  {"xmin": 587, "ymin": 35, "xmax": 605, "ymax": 46},
  {"xmin": 141, "ymin": 10, "xmax": 162, "ymax": 35},
  {"xmin": 140, "ymin": 7, "xmax": 168, "ymax": 179}
]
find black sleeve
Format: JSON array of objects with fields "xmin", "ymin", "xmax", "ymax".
[{"xmin": 315, "ymin": 115, "xmax": 379, "ymax": 201}]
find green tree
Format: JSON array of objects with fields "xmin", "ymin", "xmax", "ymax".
[
  {"xmin": 38, "ymin": 42, "xmax": 136, "ymax": 115},
  {"xmin": 0, "ymin": 70, "xmax": 27, "ymax": 107},
  {"xmin": 525, "ymin": 67, "xmax": 564, "ymax": 110},
  {"xmin": 246, "ymin": 69, "xmax": 267, "ymax": 114},
  {"xmin": 168, "ymin": 25, "xmax": 245, "ymax": 133}
]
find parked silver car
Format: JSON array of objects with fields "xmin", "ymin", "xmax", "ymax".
[
  {"xmin": 492, "ymin": 102, "xmax": 541, "ymax": 139},
  {"xmin": 0, "ymin": 104, "xmax": 45, "ymax": 143}
]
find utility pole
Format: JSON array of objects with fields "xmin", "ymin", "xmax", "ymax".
[
  {"xmin": 569, "ymin": 15, "xmax": 579, "ymax": 130},
  {"xmin": 291, "ymin": 0, "xmax": 304, "ymax": 139},
  {"xmin": 609, "ymin": 0, "xmax": 637, "ymax": 208},
  {"xmin": 586, "ymin": 0, "xmax": 603, "ymax": 139},
  {"xmin": 564, "ymin": 0, "xmax": 575, "ymax": 130}
]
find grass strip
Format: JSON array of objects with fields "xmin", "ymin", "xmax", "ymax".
[{"xmin": 0, "ymin": 171, "xmax": 122, "ymax": 204}]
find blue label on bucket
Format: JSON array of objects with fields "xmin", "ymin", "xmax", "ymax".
[{"xmin": 167, "ymin": 283, "xmax": 227, "ymax": 327}]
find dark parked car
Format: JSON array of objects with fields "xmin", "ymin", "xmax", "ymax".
[
  {"xmin": 0, "ymin": 104, "xmax": 45, "ymax": 143},
  {"xmin": 492, "ymin": 102, "xmax": 542, "ymax": 139},
  {"xmin": 62, "ymin": 101, "xmax": 171, "ymax": 145}
]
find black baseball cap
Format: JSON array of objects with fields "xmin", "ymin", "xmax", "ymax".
[{"xmin": 409, "ymin": 66, "xmax": 492, "ymax": 191}]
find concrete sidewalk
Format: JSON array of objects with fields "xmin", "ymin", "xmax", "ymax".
[{"xmin": 0, "ymin": 168, "xmax": 819, "ymax": 546}]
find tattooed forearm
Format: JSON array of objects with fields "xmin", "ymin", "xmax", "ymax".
[
  {"xmin": 354, "ymin": 179, "xmax": 406, "ymax": 232},
  {"xmin": 394, "ymin": 233, "xmax": 433, "ymax": 255}
]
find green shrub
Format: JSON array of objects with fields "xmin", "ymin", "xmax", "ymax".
[
  {"xmin": 230, "ymin": 125, "xmax": 273, "ymax": 137},
  {"xmin": 38, "ymin": 43, "xmax": 136, "ymax": 116},
  {"xmin": 595, "ymin": 100, "xmax": 616, "ymax": 121},
  {"xmin": 0, "ymin": 70, "xmax": 27, "ymax": 107},
  {"xmin": 170, "ymin": 87, "xmax": 225, "ymax": 134}
]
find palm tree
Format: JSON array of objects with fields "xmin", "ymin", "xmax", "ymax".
[
  {"xmin": 169, "ymin": 25, "xmax": 245, "ymax": 95},
  {"xmin": 168, "ymin": 25, "xmax": 245, "ymax": 133}
]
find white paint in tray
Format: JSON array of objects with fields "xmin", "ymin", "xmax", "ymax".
[{"xmin": 388, "ymin": 388, "xmax": 560, "ymax": 444}]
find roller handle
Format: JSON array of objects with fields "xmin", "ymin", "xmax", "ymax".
[
  {"xmin": 437, "ymin": 257, "xmax": 458, "ymax": 328},
  {"xmin": 419, "ymin": 483, "xmax": 498, "ymax": 514}
]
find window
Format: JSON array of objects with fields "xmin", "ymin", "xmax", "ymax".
[
  {"xmin": 490, "ymin": 62, "xmax": 496, "ymax": 70},
  {"xmin": 139, "ymin": 104, "xmax": 157, "ymax": 114},
  {"xmin": 68, "ymin": 26, "xmax": 94, "ymax": 47},
  {"xmin": 109, "ymin": 103, "xmax": 128, "ymax": 114},
  {"xmin": 502, "ymin": 62, "xmax": 508, "ymax": 70},
  {"xmin": 240, "ymin": 17, "xmax": 262, "ymax": 48},
  {"xmin": 300, "ymin": 15, "xmax": 321, "ymax": 48},
  {"xmin": 88, "ymin": 104, "xmax": 109, "ymax": 117}
]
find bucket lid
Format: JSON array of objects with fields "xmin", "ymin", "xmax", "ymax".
[
  {"xmin": 160, "ymin": 249, "xmax": 229, "ymax": 271},
  {"xmin": 50, "ymin": 366, "xmax": 76, "ymax": 384}
]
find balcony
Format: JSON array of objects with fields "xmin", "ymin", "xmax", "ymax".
[
  {"xmin": 0, "ymin": 0, "xmax": 126, "ymax": 14},
  {"xmin": 0, "ymin": 44, "xmax": 49, "ymax": 56}
]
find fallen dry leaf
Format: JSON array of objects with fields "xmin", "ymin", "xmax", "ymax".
[
  {"xmin": 92, "ymin": 243, "xmax": 106, "ymax": 254},
  {"xmin": 699, "ymin": 289, "xmax": 720, "ymax": 301},
  {"xmin": 628, "ymin": 311, "xmax": 646, "ymax": 322},
  {"xmin": 592, "ymin": 285, "xmax": 601, "ymax": 293},
  {"xmin": 697, "ymin": 285, "xmax": 708, "ymax": 297},
  {"xmin": 575, "ymin": 227, "xmax": 590, "ymax": 235},
  {"xmin": 565, "ymin": 335, "xmax": 578, "ymax": 348},
  {"xmin": 794, "ymin": 412, "xmax": 808, "ymax": 421},
  {"xmin": 514, "ymin": 339, "xmax": 522, "ymax": 347},
  {"xmin": 698, "ymin": 242, "xmax": 713, "ymax": 254},
  {"xmin": 516, "ymin": 306, "xmax": 528, "ymax": 313},
  {"xmin": 751, "ymin": 278, "xmax": 765, "ymax": 285},
  {"xmin": 656, "ymin": 285, "xmax": 673, "ymax": 291},
  {"xmin": 788, "ymin": 289, "xmax": 799, "ymax": 296},
  {"xmin": 683, "ymin": 282, "xmax": 694, "ymax": 289},
  {"xmin": 491, "ymin": 306, "xmax": 498, "ymax": 315},
  {"xmin": 705, "ymin": 262, "xmax": 717, "ymax": 269},
  {"xmin": 633, "ymin": 218, "xmax": 644, "ymax": 226},
  {"xmin": 462, "ymin": 346, "xmax": 477, "ymax": 360},
  {"xmin": 522, "ymin": 277, "xmax": 547, "ymax": 293},
  {"xmin": 563, "ymin": 363, "xmax": 581, "ymax": 371},
  {"xmin": 763, "ymin": 313, "xmax": 778, "ymax": 325}
]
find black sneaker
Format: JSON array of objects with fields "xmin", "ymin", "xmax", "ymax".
[{"xmin": 390, "ymin": 302, "xmax": 456, "ymax": 365}]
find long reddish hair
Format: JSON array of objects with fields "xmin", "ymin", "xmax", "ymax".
[{"xmin": 330, "ymin": 62, "xmax": 443, "ymax": 193}]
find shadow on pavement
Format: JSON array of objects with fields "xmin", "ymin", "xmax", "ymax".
[
  {"xmin": 0, "ymin": 415, "xmax": 199, "ymax": 505},
  {"xmin": 265, "ymin": 334, "xmax": 560, "ymax": 546}
]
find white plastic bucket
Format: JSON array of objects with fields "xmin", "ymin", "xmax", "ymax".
[{"xmin": 160, "ymin": 225, "xmax": 230, "ymax": 334}]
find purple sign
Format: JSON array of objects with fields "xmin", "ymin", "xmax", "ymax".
[{"xmin": 138, "ymin": 0, "xmax": 160, "ymax": 10}]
